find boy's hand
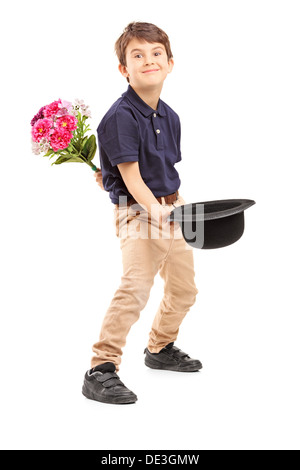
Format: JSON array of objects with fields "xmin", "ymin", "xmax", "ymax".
[
  {"xmin": 151, "ymin": 204, "xmax": 175, "ymax": 230},
  {"xmin": 94, "ymin": 169, "xmax": 104, "ymax": 190}
]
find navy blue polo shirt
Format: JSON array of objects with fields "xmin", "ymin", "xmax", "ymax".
[{"xmin": 97, "ymin": 85, "xmax": 182, "ymax": 204}]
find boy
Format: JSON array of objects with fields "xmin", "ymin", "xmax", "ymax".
[{"xmin": 82, "ymin": 22, "xmax": 202, "ymax": 405}]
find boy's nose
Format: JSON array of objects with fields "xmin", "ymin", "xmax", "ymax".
[{"xmin": 144, "ymin": 56, "xmax": 155, "ymax": 65}]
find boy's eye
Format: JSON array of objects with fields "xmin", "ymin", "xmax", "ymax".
[{"xmin": 134, "ymin": 52, "xmax": 162, "ymax": 59}]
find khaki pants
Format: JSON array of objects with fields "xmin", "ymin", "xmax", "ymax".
[{"xmin": 91, "ymin": 195, "xmax": 198, "ymax": 371}]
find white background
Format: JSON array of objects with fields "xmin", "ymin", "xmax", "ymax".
[{"xmin": 1, "ymin": 0, "xmax": 299, "ymax": 450}]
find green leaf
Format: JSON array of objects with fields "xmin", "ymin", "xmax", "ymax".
[
  {"xmin": 51, "ymin": 155, "xmax": 86, "ymax": 166},
  {"xmin": 72, "ymin": 140, "xmax": 82, "ymax": 152},
  {"xmin": 82, "ymin": 135, "xmax": 97, "ymax": 162},
  {"xmin": 52, "ymin": 156, "xmax": 72, "ymax": 165},
  {"xmin": 67, "ymin": 155, "xmax": 86, "ymax": 163}
]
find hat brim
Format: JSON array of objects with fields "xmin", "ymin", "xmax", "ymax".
[{"xmin": 169, "ymin": 199, "xmax": 255, "ymax": 249}]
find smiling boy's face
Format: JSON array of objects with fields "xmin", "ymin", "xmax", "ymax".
[{"xmin": 119, "ymin": 38, "xmax": 174, "ymax": 90}]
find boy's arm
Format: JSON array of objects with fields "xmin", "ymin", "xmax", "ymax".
[{"xmin": 117, "ymin": 162, "xmax": 170, "ymax": 223}]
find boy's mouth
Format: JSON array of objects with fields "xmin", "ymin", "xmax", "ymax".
[{"xmin": 142, "ymin": 69, "xmax": 160, "ymax": 74}]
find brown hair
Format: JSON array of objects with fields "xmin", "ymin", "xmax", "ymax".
[{"xmin": 115, "ymin": 22, "xmax": 173, "ymax": 82}]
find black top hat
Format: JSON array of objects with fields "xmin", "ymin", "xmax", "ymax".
[{"xmin": 169, "ymin": 199, "xmax": 255, "ymax": 249}]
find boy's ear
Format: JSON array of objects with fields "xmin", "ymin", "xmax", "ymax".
[
  {"xmin": 168, "ymin": 58, "xmax": 174, "ymax": 74},
  {"xmin": 119, "ymin": 63, "xmax": 130, "ymax": 79}
]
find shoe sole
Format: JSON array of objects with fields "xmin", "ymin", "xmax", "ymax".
[
  {"xmin": 145, "ymin": 357, "xmax": 203, "ymax": 372},
  {"xmin": 82, "ymin": 384, "xmax": 137, "ymax": 405}
]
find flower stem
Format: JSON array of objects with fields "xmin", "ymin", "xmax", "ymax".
[{"xmin": 85, "ymin": 161, "xmax": 100, "ymax": 172}]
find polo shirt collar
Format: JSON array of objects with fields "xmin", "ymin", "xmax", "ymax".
[{"xmin": 123, "ymin": 85, "xmax": 166, "ymax": 117}]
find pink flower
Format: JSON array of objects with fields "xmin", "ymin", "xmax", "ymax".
[
  {"xmin": 31, "ymin": 106, "xmax": 45, "ymax": 126},
  {"xmin": 43, "ymin": 99, "xmax": 62, "ymax": 118},
  {"xmin": 50, "ymin": 128, "xmax": 73, "ymax": 152},
  {"xmin": 56, "ymin": 114, "xmax": 78, "ymax": 132},
  {"xmin": 56, "ymin": 100, "xmax": 73, "ymax": 117},
  {"xmin": 31, "ymin": 118, "xmax": 52, "ymax": 142}
]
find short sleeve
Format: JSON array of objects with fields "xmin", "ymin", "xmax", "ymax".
[
  {"xmin": 98, "ymin": 107, "xmax": 140, "ymax": 167},
  {"xmin": 176, "ymin": 118, "xmax": 182, "ymax": 163}
]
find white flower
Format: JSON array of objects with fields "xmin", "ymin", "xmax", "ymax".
[
  {"xmin": 40, "ymin": 138, "xmax": 50, "ymax": 153},
  {"xmin": 74, "ymin": 99, "xmax": 91, "ymax": 117},
  {"xmin": 82, "ymin": 109, "xmax": 92, "ymax": 118},
  {"xmin": 74, "ymin": 98, "xmax": 85, "ymax": 107},
  {"xmin": 32, "ymin": 140, "xmax": 41, "ymax": 155},
  {"xmin": 70, "ymin": 106, "xmax": 78, "ymax": 116}
]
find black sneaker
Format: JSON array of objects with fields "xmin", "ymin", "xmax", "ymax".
[
  {"xmin": 82, "ymin": 363, "xmax": 137, "ymax": 405},
  {"xmin": 144, "ymin": 343, "xmax": 203, "ymax": 372}
]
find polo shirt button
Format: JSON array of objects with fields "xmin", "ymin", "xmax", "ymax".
[
  {"xmin": 153, "ymin": 113, "xmax": 157, "ymax": 118},
  {"xmin": 156, "ymin": 129, "xmax": 161, "ymax": 134}
]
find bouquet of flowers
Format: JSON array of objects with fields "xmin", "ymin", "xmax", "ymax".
[{"xmin": 31, "ymin": 99, "xmax": 99, "ymax": 172}]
